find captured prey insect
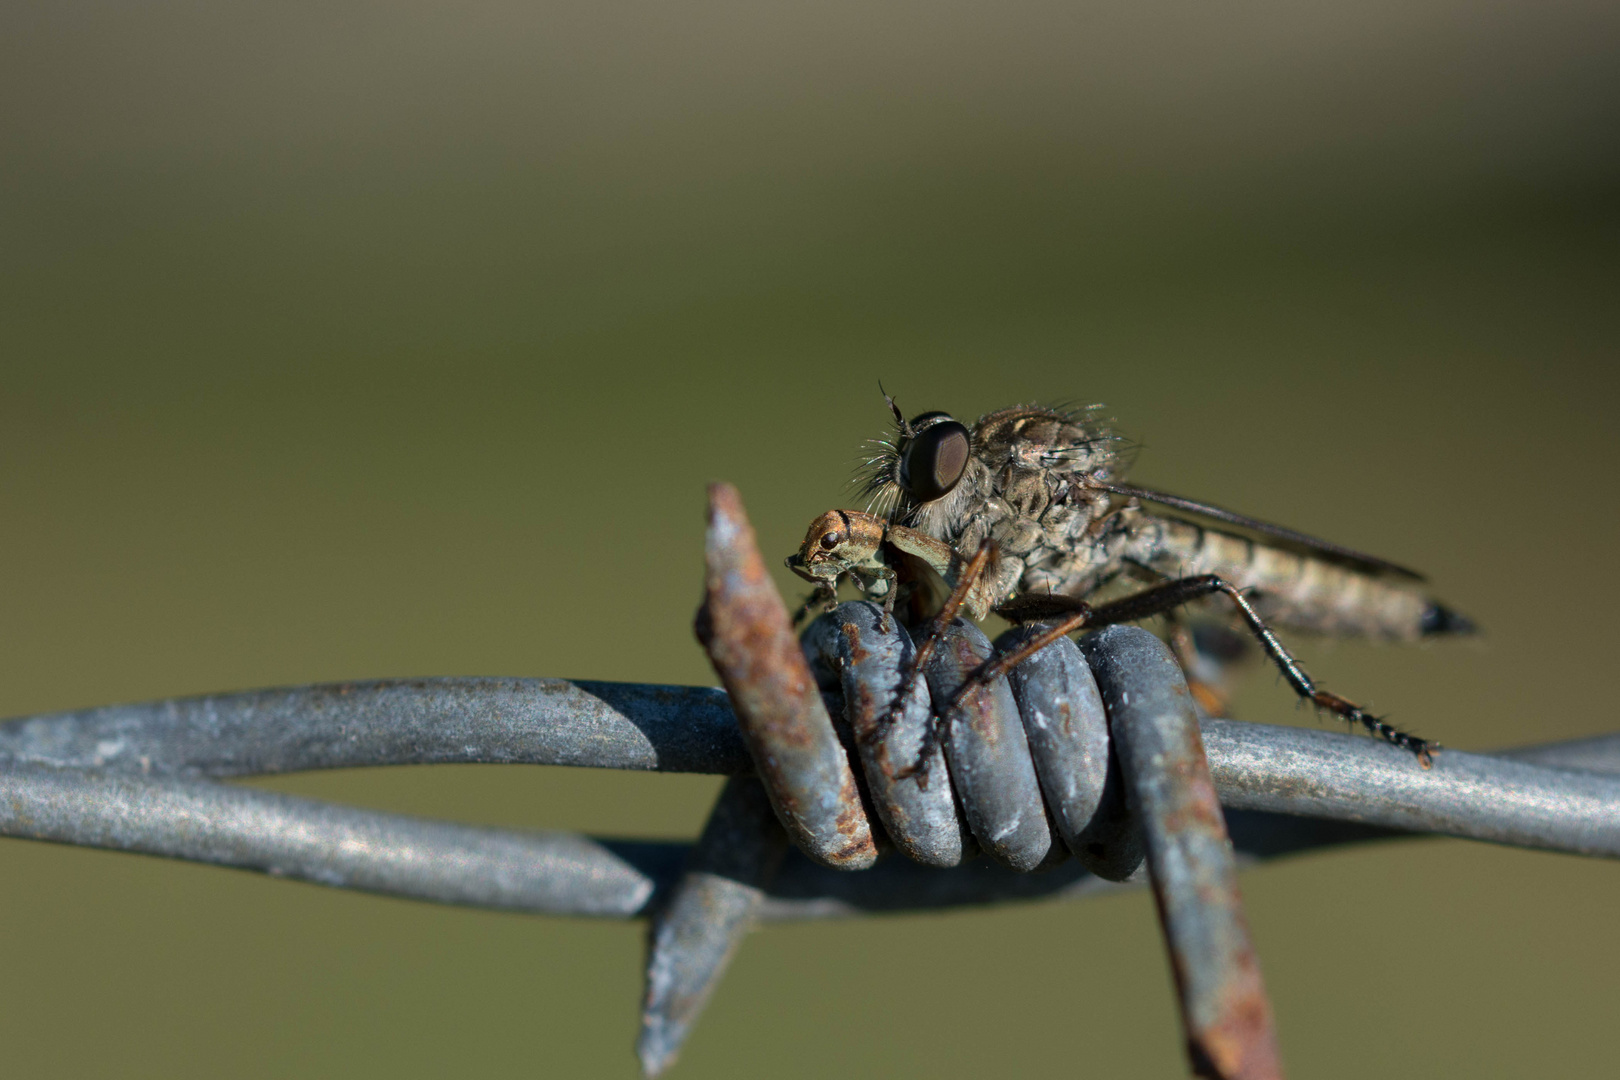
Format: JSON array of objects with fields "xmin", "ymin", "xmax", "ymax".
[{"xmin": 787, "ymin": 397, "xmax": 1475, "ymax": 768}]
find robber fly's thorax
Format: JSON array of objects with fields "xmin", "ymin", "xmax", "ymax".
[{"xmin": 892, "ymin": 407, "xmax": 1128, "ymax": 606}]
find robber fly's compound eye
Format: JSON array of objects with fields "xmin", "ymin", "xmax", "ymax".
[
  {"xmin": 898, "ymin": 414, "xmax": 972, "ymax": 503},
  {"xmin": 818, "ymin": 530, "xmax": 844, "ymax": 550}
]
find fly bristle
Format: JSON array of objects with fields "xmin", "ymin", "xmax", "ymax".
[
  {"xmin": 1025, "ymin": 401, "xmax": 1137, "ymax": 482},
  {"xmin": 852, "ymin": 432, "xmax": 906, "ymax": 519}
]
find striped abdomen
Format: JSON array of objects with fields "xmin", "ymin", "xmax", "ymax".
[{"xmin": 1122, "ymin": 513, "xmax": 1468, "ymax": 641}]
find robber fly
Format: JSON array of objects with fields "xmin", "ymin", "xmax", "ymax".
[{"xmin": 787, "ymin": 396, "xmax": 1474, "ymax": 767}]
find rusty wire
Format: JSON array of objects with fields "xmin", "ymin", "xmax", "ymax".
[
  {"xmin": 9, "ymin": 680, "xmax": 1619, "ymax": 856},
  {"xmin": 1, "ymin": 482, "xmax": 1618, "ymax": 1077},
  {"xmin": 6, "ymin": 686, "xmax": 1613, "ymax": 891},
  {"xmin": 685, "ymin": 484, "xmax": 1283, "ymax": 1078}
]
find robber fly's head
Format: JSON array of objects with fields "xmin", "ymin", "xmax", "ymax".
[
  {"xmin": 895, "ymin": 412, "xmax": 972, "ymax": 503},
  {"xmin": 786, "ymin": 510, "xmax": 888, "ymax": 585},
  {"xmin": 858, "ymin": 390, "xmax": 974, "ymax": 518}
]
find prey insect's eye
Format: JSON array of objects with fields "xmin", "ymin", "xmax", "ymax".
[
  {"xmin": 899, "ymin": 415, "xmax": 971, "ymax": 503},
  {"xmin": 818, "ymin": 531, "xmax": 844, "ymax": 550}
]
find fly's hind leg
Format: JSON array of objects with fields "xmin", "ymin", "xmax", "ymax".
[
  {"xmin": 949, "ymin": 576, "xmax": 1435, "ymax": 764},
  {"xmin": 1086, "ymin": 575, "xmax": 1437, "ymax": 765}
]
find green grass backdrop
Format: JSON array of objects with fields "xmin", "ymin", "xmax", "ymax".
[{"xmin": 2, "ymin": 3, "xmax": 1617, "ymax": 1076}]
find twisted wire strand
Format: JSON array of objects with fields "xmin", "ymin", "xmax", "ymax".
[
  {"xmin": 0, "ymin": 481, "xmax": 1601, "ymax": 1080},
  {"xmin": 3, "ymin": 680, "xmax": 1619, "ymax": 874},
  {"xmin": 0, "ymin": 483, "xmax": 1615, "ymax": 1080},
  {"xmin": 2, "ymin": 677, "xmax": 1614, "ymax": 923},
  {"xmin": 0, "ymin": 755, "xmax": 1404, "ymax": 920}
]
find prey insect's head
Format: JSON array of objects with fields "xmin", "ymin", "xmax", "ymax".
[
  {"xmin": 860, "ymin": 389, "xmax": 973, "ymax": 516},
  {"xmin": 786, "ymin": 509, "xmax": 887, "ymax": 585}
]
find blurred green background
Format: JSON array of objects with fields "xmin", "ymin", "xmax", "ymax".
[{"xmin": 2, "ymin": 2, "xmax": 1617, "ymax": 1076}]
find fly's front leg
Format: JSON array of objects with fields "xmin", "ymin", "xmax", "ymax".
[
  {"xmin": 1089, "ymin": 575, "xmax": 1437, "ymax": 765},
  {"xmin": 965, "ymin": 593, "xmax": 1096, "ymax": 691},
  {"xmin": 929, "ymin": 593, "xmax": 1095, "ymax": 719},
  {"xmin": 886, "ymin": 540, "xmax": 995, "ymax": 785}
]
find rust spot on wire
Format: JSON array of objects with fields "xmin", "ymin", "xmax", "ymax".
[
  {"xmin": 694, "ymin": 483, "xmax": 875, "ymax": 870},
  {"xmin": 1194, "ymin": 970, "xmax": 1283, "ymax": 1080},
  {"xmin": 1086, "ymin": 625, "xmax": 1284, "ymax": 1080},
  {"xmin": 803, "ymin": 602, "xmax": 970, "ymax": 867},
  {"xmin": 838, "ymin": 621, "xmax": 871, "ymax": 667}
]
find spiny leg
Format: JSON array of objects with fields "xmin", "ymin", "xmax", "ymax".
[
  {"xmin": 890, "ymin": 591, "xmax": 1097, "ymax": 784},
  {"xmin": 948, "ymin": 593, "xmax": 1094, "ymax": 697},
  {"xmin": 911, "ymin": 541, "xmax": 993, "ymax": 673},
  {"xmin": 947, "ymin": 575, "xmax": 1435, "ymax": 764},
  {"xmin": 1087, "ymin": 575, "xmax": 1437, "ymax": 765},
  {"xmin": 886, "ymin": 541, "xmax": 995, "ymax": 784}
]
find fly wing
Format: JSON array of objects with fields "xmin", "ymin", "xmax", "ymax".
[{"xmin": 1096, "ymin": 481, "xmax": 1427, "ymax": 582}]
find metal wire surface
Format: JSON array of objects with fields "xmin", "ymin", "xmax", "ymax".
[
  {"xmin": 0, "ymin": 756, "xmax": 1422, "ymax": 918},
  {"xmin": 1, "ymin": 483, "xmax": 1616, "ymax": 1077},
  {"xmin": 4, "ymin": 667, "xmax": 1617, "ymax": 1080},
  {"xmin": 8, "ymin": 681, "xmax": 1619, "ymax": 862}
]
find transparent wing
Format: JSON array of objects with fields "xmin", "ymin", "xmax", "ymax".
[{"xmin": 1096, "ymin": 482, "xmax": 1426, "ymax": 582}]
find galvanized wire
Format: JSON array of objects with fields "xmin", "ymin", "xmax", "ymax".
[
  {"xmin": 2, "ymin": 480, "xmax": 1616, "ymax": 1079},
  {"xmin": 0, "ymin": 752, "xmax": 1420, "ymax": 918},
  {"xmin": 3, "ymin": 622, "xmax": 1616, "ymax": 1080},
  {"xmin": 6, "ymin": 635, "xmax": 1608, "ymax": 1080},
  {"xmin": 1083, "ymin": 625, "xmax": 1280, "ymax": 1078},
  {"xmin": 689, "ymin": 482, "xmax": 1289, "ymax": 1080},
  {"xmin": 8, "ymin": 682, "xmax": 1619, "ymax": 859},
  {"xmin": 0, "ymin": 678, "xmax": 749, "ymax": 777}
]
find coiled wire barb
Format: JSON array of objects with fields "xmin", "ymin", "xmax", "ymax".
[
  {"xmin": 676, "ymin": 483, "xmax": 1279, "ymax": 1079},
  {"xmin": 1, "ymin": 483, "xmax": 1619, "ymax": 1075}
]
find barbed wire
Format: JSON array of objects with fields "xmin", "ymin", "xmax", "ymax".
[
  {"xmin": 1, "ymin": 483, "xmax": 1615, "ymax": 1078},
  {"xmin": 6, "ymin": 677, "xmax": 1616, "ymax": 1076},
  {"xmin": 7, "ymin": 679, "xmax": 1614, "ymax": 869}
]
